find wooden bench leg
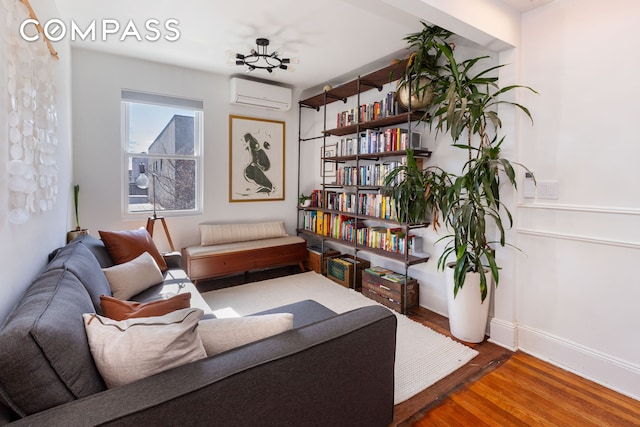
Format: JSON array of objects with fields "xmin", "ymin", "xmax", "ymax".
[{"xmin": 298, "ymin": 261, "xmax": 306, "ymax": 272}]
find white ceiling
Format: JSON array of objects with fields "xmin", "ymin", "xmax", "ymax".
[{"xmin": 54, "ymin": 0, "xmax": 552, "ymax": 91}]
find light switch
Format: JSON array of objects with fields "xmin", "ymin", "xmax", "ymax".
[
  {"xmin": 523, "ymin": 171, "xmax": 535, "ymax": 198},
  {"xmin": 537, "ymin": 181, "xmax": 559, "ymax": 200}
]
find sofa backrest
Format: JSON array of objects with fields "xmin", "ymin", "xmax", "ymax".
[
  {"xmin": 46, "ymin": 239, "xmax": 113, "ymax": 313},
  {"xmin": 0, "ymin": 243, "xmax": 107, "ymax": 418}
]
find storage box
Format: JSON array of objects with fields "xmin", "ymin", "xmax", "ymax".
[
  {"xmin": 306, "ymin": 247, "xmax": 341, "ymax": 275},
  {"xmin": 362, "ymin": 269, "xmax": 419, "ymax": 314},
  {"xmin": 326, "ymin": 255, "xmax": 370, "ymax": 289}
]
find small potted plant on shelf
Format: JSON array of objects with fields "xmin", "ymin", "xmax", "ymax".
[
  {"xmin": 382, "ymin": 149, "xmax": 449, "ymax": 226},
  {"xmin": 298, "ymin": 193, "xmax": 312, "ymax": 208}
]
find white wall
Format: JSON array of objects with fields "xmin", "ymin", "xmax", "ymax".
[
  {"xmin": 515, "ymin": 0, "xmax": 640, "ymax": 399},
  {"xmin": 71, "ymin": 49, "xmax": 300, "ymax": 252},
  {"xmin": 0, "ymin": 0, "xmax": 73, "ymax": 322}
]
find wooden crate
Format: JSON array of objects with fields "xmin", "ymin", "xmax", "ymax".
[
  {"xmin": 362, "ymin": 269, "xmax": 419, "ymax": 314},
  {"xmin": 326, "ymin": 255, "xmax": 370, "ymax": 289},
  {"xmin": 306, "ymin": 247, "xmax": 341, "ymax": 275}
]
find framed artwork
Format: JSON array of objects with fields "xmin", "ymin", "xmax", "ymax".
[
  {"xmin": 229, "ymin": 115, "xmax": 285, "ymax": 202},
  {"xmin": 321, "ymin": 143, "xmax": 337, "ymax": 183}
]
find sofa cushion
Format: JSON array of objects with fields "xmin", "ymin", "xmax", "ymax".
[
  {"xmin": 100, "ymin": 293, "xmax": 191, "ymax": 320},
  {"xmin": 102, "ymin": 252, "xmax": 164, "ymax": 300},
  {"xmin": 0, "ymin": 269, "xmax": 106, "ymax": 417},
  {"xmin": 44, "ymin": 239, "xmax": 112, "ymax": 313},
  {"xmin": 99, "ymin": 228, "xmax": 168, "ymax": 271},
  {"xmin": 198, "ymin": 313, "xmax": 293, "ymax": 356},
  {"xmin": 131, "ymin": 269, "xmax": 214, "ymax": 316},
  {"xmin": 75, "ymin": 234, "xmax": 115, "ymax": 268},
  {"xmin": 199, "ymin": 221, "xmax": 288, "ymax": 246},
  {"xmin": 83, "ymin": 308, "xmax": 206, "ymax": 388}
]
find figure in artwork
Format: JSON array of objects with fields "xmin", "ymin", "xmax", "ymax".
[{"xmin": 242, "ymin": 132, "xmax": 275, "ymax": 194}]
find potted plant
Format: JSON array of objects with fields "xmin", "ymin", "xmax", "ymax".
[
  {"xmin": 298, "ymin": 193, "xmax": 312, "ymax": 207},
  {"xmin": 382, "ymin": 149, "xmax": 449, "ymax": 226},
  {"xmin": 387, "ymin": 23, "xmax": 537, "ymax": 342},
  {"xmin": 394, "ymin": 23, "xmax": 452, "ymax": 115},
  {"xmin": 66, "ymin": 184, "xmax": 89, "ymax": 243},
  {"xmin": 428, "ymin": 41, "xmax": 537, "ymax": 342}
]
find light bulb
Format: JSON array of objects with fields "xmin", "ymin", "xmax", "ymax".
[{"xmin": 135, "ymin": 173, "xmax": 149, "ymax": 189}]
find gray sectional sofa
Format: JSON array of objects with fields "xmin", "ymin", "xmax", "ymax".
[{"xmin": 0, "ymin": 235, "xmax": 397, "ymax": 426}]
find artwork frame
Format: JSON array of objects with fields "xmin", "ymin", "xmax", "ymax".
[
  {"xmin": 321, "ymin": 143, "xmax": 337, "ymax": 183},
  {"xmin": 229, "ymin": 115, "xmax": 285, "ymax": 202}
]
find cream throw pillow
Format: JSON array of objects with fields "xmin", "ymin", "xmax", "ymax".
[
  {"xmin": 199, "ymin": 221, "xmax": 288, "ymax": 246},
  {"xmin": 83, "ymin": 308, "xmax": 206, "ymax": 388},
  {"xmin": 102, "ymin": 251, "xmax": 164, "ymax": 300},
  {"xmin": 198, "ymin": 313, "xmax": 294, "ymax": 356}
]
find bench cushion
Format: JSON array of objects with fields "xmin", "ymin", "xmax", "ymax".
[
  {"xmin": 185, "ymin": 235, "xmax": 305, "ymax": 258},
  {"xmin": 199, "ymin": 221, "xmax": 288, "ymax": 246}
]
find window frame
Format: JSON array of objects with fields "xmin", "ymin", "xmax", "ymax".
[{"xmin": 121, "ymin": 90, "xmax": 204, "ymax": 219}]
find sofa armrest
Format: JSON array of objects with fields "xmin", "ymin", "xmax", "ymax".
[{"xmin": 10, "ymin": 305, "xmax": 396, "ymax": 427}]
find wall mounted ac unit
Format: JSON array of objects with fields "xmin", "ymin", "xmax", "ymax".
[{"xmin": 229, "ymin": 77, "xmax": 292, "ymax": 111}]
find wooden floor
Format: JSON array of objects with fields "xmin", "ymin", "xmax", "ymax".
[
  {"xmin": 412, "ymin": 351, "xmax": 640, "ymax": 427},
  {"xmin": 395, "ymin": 308, "xmax": 640, "ymax": 426},
  {"xmin": 198, "ymin": 268, "xmax": 640, "ymax": 427}
]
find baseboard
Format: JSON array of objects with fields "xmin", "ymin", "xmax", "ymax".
[
  {"xmin": 518, "ymin": 324, "xmax": 640, "ymax": 401},
  {"xmin": 488, "ymin": 317, "xmax": 518, "ymax": 351}
]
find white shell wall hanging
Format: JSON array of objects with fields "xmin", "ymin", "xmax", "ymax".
[{"xmin": 2, "ymin": 0, "xmax": 59, "ymax": 224}]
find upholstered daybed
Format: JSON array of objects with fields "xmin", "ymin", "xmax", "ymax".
[{"xmin": 182, "ymin": 221, "xmax": 307, "ymax": 284}]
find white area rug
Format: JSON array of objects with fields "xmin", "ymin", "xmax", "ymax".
[{"xmin": 202, "ymin": 271, "xmax": 478, "ymax": 404}]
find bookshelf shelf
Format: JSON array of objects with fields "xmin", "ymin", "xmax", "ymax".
[
  {"xmin": 297, "ymin": 206, "xmax": 429, "ymax": 228},
  {"xmin": 296, "ymin": 229, "xmax": 429, "ymax": 265},
  {"xmin": 323, "ymin": 148, "xmax": 432, "ymax": 163},
  {"xmin": 323, "ymin": 112, "xmax": 425, "ymax": 136},
  {"xmin": 299, "ymin": 59, "xmax": 410, "ymax": 109}
]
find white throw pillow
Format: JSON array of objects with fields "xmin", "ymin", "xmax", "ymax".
[
  {"xmin": 198, "ymin": 313, "xmax": 294, "ymax": 356},
  {"xmin": 83, "ymin": 308, "xmax": 206, "ymax": 388},
  {"xmin": 102, "ymin": 251, "xmax": 164, "ymax": 300},
  {"xmin": 199, "ymin": 221, "xmax": 288, "ymax": 246}
]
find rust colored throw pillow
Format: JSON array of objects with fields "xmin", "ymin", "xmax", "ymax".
[
  {"xmin": 100, "ymin": 293, "xmax": 192, "ymax": 321},
  {"xmin": 99, "ymin": 227, "xmax": 168, "ymax": 271}
]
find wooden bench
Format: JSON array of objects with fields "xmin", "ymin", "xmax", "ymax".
[{"xmin": 182, "ymin": 222, "xmax": 306, "ymax": 284}]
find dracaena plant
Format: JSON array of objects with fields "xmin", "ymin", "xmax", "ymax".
[{"xmin": 428, "ymin": 41, "xmax": 537, "ymax": 301}]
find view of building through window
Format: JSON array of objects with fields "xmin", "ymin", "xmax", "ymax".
[{"xmin": 123, "ymin": 95, "xmax": 202, "ymax": 216}]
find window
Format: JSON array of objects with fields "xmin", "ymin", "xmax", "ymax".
[{"xmin": 122, "ymin": 91, "xmax": 203, "ymax": 217}]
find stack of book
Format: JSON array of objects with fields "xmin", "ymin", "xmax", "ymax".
[{"xmin": 336, "ymin": 91, "xmax": 398, "ymax": 128}]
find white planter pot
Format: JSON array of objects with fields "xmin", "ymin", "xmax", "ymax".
[{"xmin": 445, "ymin": 266, "xmax": 492, "ymax": 343}]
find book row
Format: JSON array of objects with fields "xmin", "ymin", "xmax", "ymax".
[
  {"xmin": 334, "ymin": 128, "xmax": 421, "ymax": 157},
  {"xmin": 309, "ymin": 189, "xmax": 400, "ymax": 219},
  {"xmin": 321, "ymin": 191, "xmax": 398, "ymax": 221},
  {"xmin": 336, "ymin": 91, "xmax": 399, "ymax": 128},
  {"xmin": 301, "ymin": 211, "xmax": 421, "ymax": 255},
  {"xmin": 335, "ymin": 161, "xmax": 406, "ymax": 187}
]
